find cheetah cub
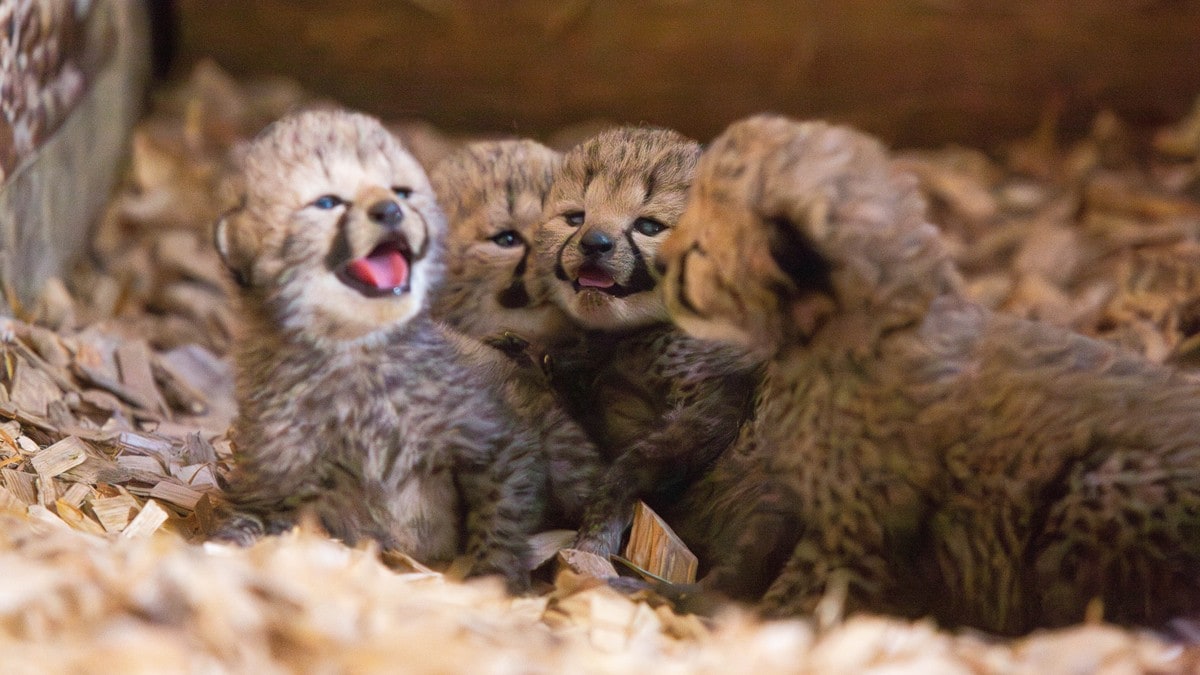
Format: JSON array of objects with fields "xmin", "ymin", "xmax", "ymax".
[
  {"xmin": 212, "ymin": 109, "xmax": 544, "ymax": 591},
  {"xmin": 430, "ymin": 140, "xmax": 575, "ymax": 351},
  {"xmin": 429, "ymin": 139, "xmax": 605, "ymax": 526},
  {"xmin": 659, "ymin": 114, "xmax": 1200, "ymax": 633},
  {"xmin": 535, "ymin": 126, "xmax": 760, "ymax": 558}
]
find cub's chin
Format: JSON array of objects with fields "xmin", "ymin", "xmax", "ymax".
[
  {"xmin": 279, "ymin": 264, "xmax": 432, "ymax": 345},
  {"xmin": 559, "ymin": 282, "xmax": 666, "ymax": 331}
]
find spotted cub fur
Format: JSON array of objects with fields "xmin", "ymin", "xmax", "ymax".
[
  {"xmin": 659, "ymin": 114, "xmax": 1200, "ymax": 633},
  {"xmin": 430, "ymin": 140, "xmax": 575, "ymax": 349},
  {"xmin": 212, "ymin": 109, "xmax": 548, "ymax": 592},
  {"xmin": 535, "ymin": 126, "xmax": 760, "ymax": 557},
  {"xmin": 429, "ymin": 139, "xmax": 605, "ymax": 526}
]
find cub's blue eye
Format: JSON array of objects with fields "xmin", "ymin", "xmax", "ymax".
[
  {"xmin": 393, "ymin": 187, "xmax": 413, "ymax": 198},
  {"xmin": 490, "ymin": 230, "xmax": 521, "ymax": 248},
  {"xmin": 633, "ymin": 217, "xmax": 666, "ymax": 236},
  {"xmin": 564, "ymin": 211, "xmax": 585, "ymax": 226},
  {"xmin": 313, "ymin": 195, "xmax": 343, "ymax": 210}
]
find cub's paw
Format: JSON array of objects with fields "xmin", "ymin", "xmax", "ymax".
[
  {"xmin": 208, "ymin": 512, "xmax": 267, "ymax": 546},
  {"xmin": 483, "ymin": 331, "xmax": 545, "ymax": 371}
]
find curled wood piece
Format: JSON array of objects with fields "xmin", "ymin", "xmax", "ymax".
[
  {"xmin": 623, "ymin": 501, "xmax": 697, "ymax": 585},
  {"xmin": 556, "ymin": 548, "xmax": 618, "ymax": 581}
]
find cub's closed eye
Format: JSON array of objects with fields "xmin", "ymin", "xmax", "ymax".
[
  {"xmin": 392, "ymin": 187, "xmax": 413, "ymax": 198},
  {"xmin": 312, "ymin": 195, "xmax": 344, "ymax": 210},
  {"xmin": 633, "ymin": 217, "xmax": 667, "ymax": 236},
  {"xmin": 490, "ymin": 230, "xmax": 522, "ymax": 247},
  {"xmin": 564, "ymin": 211, "xmax": 585, "ymax": 226}
]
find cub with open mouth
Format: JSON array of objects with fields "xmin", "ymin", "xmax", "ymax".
[
  {"xmin": 540, "ymin": 128, "xmax": 686, "ymax": 331},
  {"xmin": 534, "ymin": 126, "xmax": 761, "ymax": 560},
  {"xmin": 212, "ymin": 108, "xmax": 547, "ymax": 592}
]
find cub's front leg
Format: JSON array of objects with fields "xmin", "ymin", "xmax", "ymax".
[
  {"xmin": 757, "ymin": 510, "xmax": 905, "ymax": 621},
  {"xmin": 211, "ymin": 456, "xmax": 317, "ymax": 545},
  {"xmin": 572, "ymin": 389, "xmax": 747, "ymax": 558},
  {"xmin": 456, "ymin": 435, "xmax": 546, "ymax": 593}
]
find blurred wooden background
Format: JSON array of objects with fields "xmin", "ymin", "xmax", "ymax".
[
  {"xmin": 170, "ymin": 0, "xmax": 1200, "ymax": 148},
  {"xmin": 0, "ymin": 0, "xmax": 148, "ymax": 314},
  {"xmin": 5, "ymin": 0, "xmax": 1200, "ymax": 314}
]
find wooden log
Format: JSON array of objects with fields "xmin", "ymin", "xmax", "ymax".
[{"xmin": 174, "ymin": 1, "xmax": 1200, "ymax": 149}]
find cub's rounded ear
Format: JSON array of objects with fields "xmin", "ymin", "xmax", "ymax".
[
  {"xmin": 213, "ymin": 207, "xmax": 256, "ymax": 289},
  {"xmin": 765, "ymin": 212, "xmax": 837, "ymax": 339},
  {"xmin": 765, "ymin": 212, "xmax": 834, "ymax": 298}
]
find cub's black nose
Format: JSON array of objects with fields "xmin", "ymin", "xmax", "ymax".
[
  {"xmin": 580, "ymin": 229, "xmax": 614, "ymax": 257},
  {"xmin": 368, "ymin": 200, "xmax": 404, "ymax": 228}
]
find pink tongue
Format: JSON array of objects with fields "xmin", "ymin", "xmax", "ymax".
[
  {"xmin": 577, "ymin": 268, "xmax": 615, "ymax": 289},
  {"xmin": 346, "ymin": 249, "xmax": 409, "ymax": 289}
]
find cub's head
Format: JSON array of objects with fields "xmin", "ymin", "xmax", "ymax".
[
  {"xmin": 536, "ymin": 126, "xmax": 700, "ymax": 331},
  {"xmin": 215, "ymin": 109, "xmax": 445, "ymax": 344},
  {"xmin": 430, "ymin": 140, "xmax": 574, "ymax": 345},
  {"xmin": 659, "ymin": 115, "xmax": 959, "ymax": 356}
]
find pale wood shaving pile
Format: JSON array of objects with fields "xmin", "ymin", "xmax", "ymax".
[
  {"xmin": 0, "ymin": 60, "xmax": 1199, "ymax": 672},
  {"xmin": 897, "ymin": 102, "xmax": 1200, "ymax": 363},
  {"xmin": 0, "ymin": 511, "xmax": 1193, "ymax": 673}
]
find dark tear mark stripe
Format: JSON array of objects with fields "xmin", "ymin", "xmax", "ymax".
[
  {"xmin": 512, "ymin": 239, "xmax": 530, "ymax": 277},
  {"xmin": 414, "ymin": 220, "xmax": 431, "ymax": 260},
  {"xmin": 623, "ymin": 227, "xmax": 658, "ymax": 293},
  {"xmin": 497, "ymin": 280, "xmax": 531, "ymax": 309},
  {"xmin": 323, "ymin": 209, "xmax": 353, "ymax": 271},
  {"xmin": 498, "ymin": 238, "xmax": 534, "ymax": 308},
  {"xmin": 408, "ymin": 206, "xmax": 434, "ymax": 261},
  {"xmin": 554, "ymin": 225, "xmax": 583, "ymax": 281}
]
